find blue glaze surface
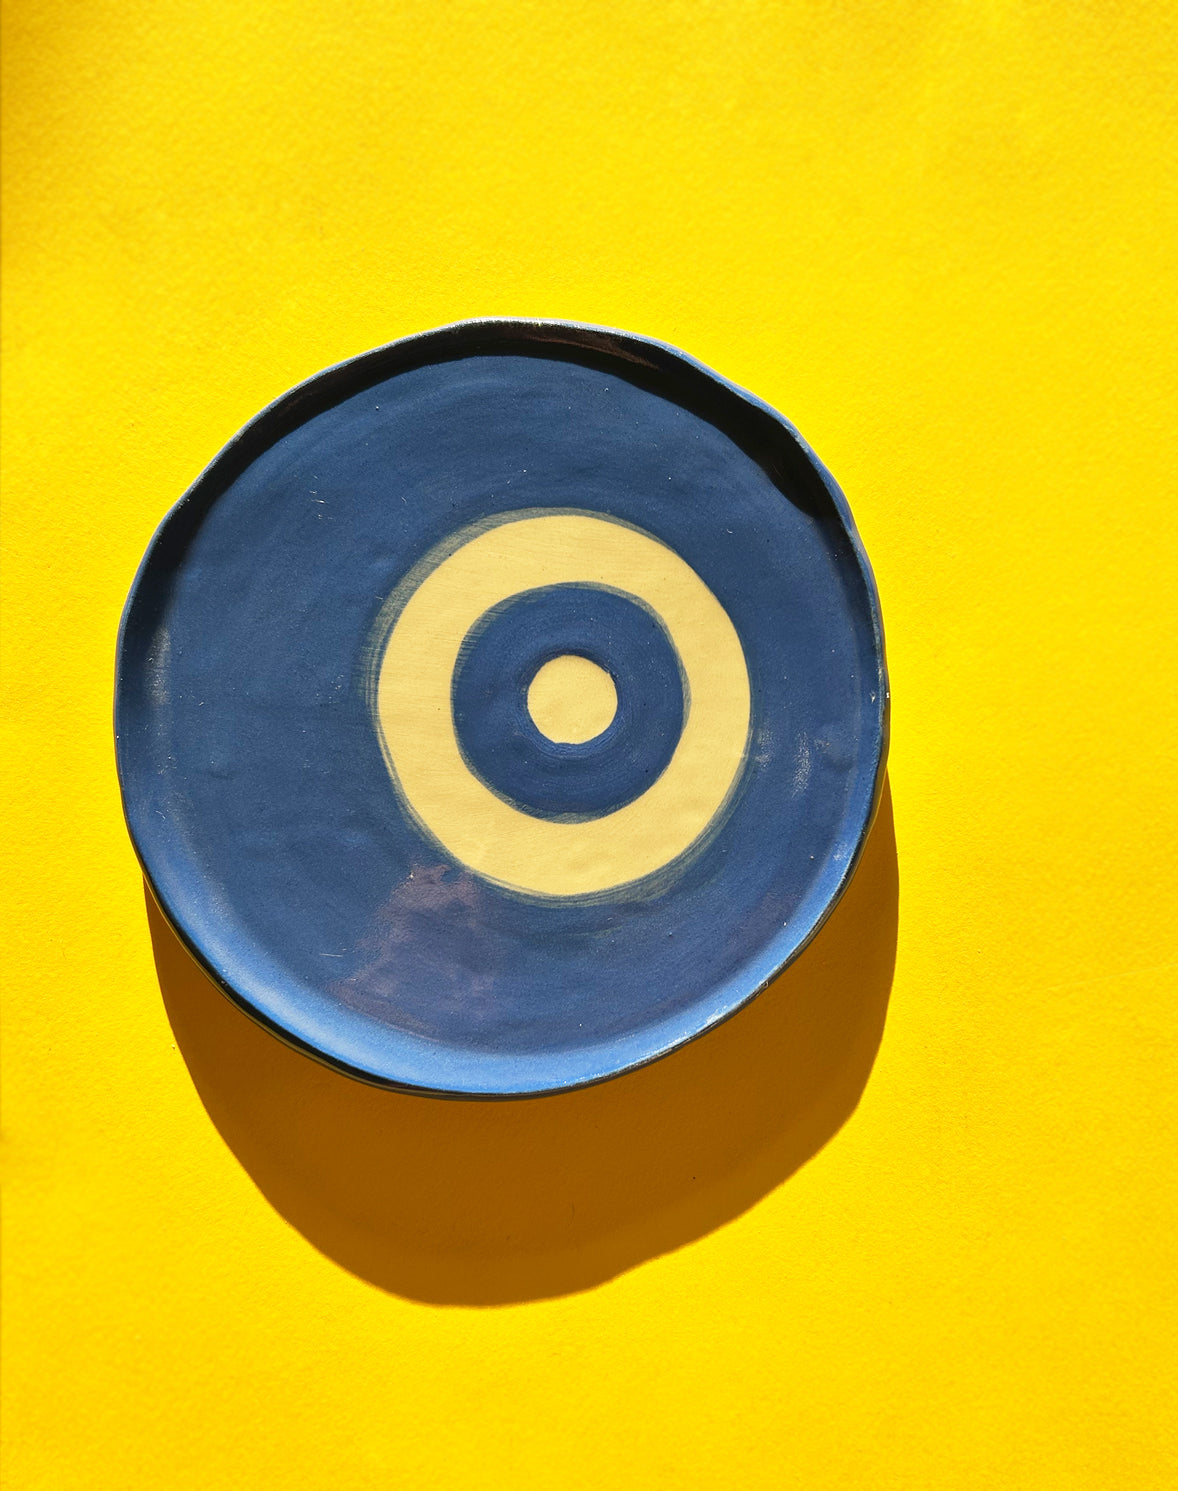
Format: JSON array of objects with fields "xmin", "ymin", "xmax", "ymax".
[
  {"xmin": 115, "ymin": 319, "xmax": 889, "ymax": 1097},
  {"xmin": 451, "ymin": 583, "xmax": 685, "ymax": 822}
]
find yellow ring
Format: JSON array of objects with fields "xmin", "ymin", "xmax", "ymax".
[{"xmin": 373, "ymin": 512, "xmax": 751, "ymax": 897}]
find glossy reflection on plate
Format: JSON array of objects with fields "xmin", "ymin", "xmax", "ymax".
[{"xmin": 115, "ymin": 319, "xmax": 888, "ymax": 1096}]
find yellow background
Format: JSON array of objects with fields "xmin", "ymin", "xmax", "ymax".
[{"xmin": 3, "ymin": 1, "xmax": 1176, "ymax": 1486}]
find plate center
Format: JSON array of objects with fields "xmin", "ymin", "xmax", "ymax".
[{"xmin": 526, "ymin": 654, "xmax": 617, "ymax": 744}]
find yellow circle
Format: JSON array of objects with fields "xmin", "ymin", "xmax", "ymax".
[
  {"xmin": 527, "ymin": 655, "xmax": 618, "ymax": 744},
  {"xmin": 373, "ymin": 512, "xmax": 751, "ymax": 898}
]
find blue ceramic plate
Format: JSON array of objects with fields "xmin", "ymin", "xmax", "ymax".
[{"xmin": 116, "ymin": 320, "xmax": 888, "ymax": 1097}]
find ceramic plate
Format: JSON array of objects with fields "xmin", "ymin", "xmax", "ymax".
[{"xmin": 116, "ymin": 320, "xmax": 888, "ymax": 1096}]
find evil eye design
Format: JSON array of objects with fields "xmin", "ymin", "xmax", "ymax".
[{"xmin": 371, "ymin": 510, "xmax": 752, "ymax": 898}]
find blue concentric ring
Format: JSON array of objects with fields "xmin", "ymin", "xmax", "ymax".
[{"xmin": 451, "ymin": 584, "xmax": 686, "ymax": 822}]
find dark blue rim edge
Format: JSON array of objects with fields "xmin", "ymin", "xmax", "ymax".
[{"xmin": 114, "ymin": 317, "xmax": 890, "ymax": 1100}]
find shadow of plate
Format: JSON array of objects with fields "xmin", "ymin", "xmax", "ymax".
[{"xmin": 151, "ymin": 780, "xmax": 898, "ymax": 1305}]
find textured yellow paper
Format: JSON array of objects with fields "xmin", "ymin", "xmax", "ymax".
[{"xmin": 3, "ymin": 2, "xmax": 1176, "ymax": 1488}]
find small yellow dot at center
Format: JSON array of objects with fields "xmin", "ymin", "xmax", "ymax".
[{"xmin": 527, "ymin": 655, "xmax": 618, "ymax": 744}]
